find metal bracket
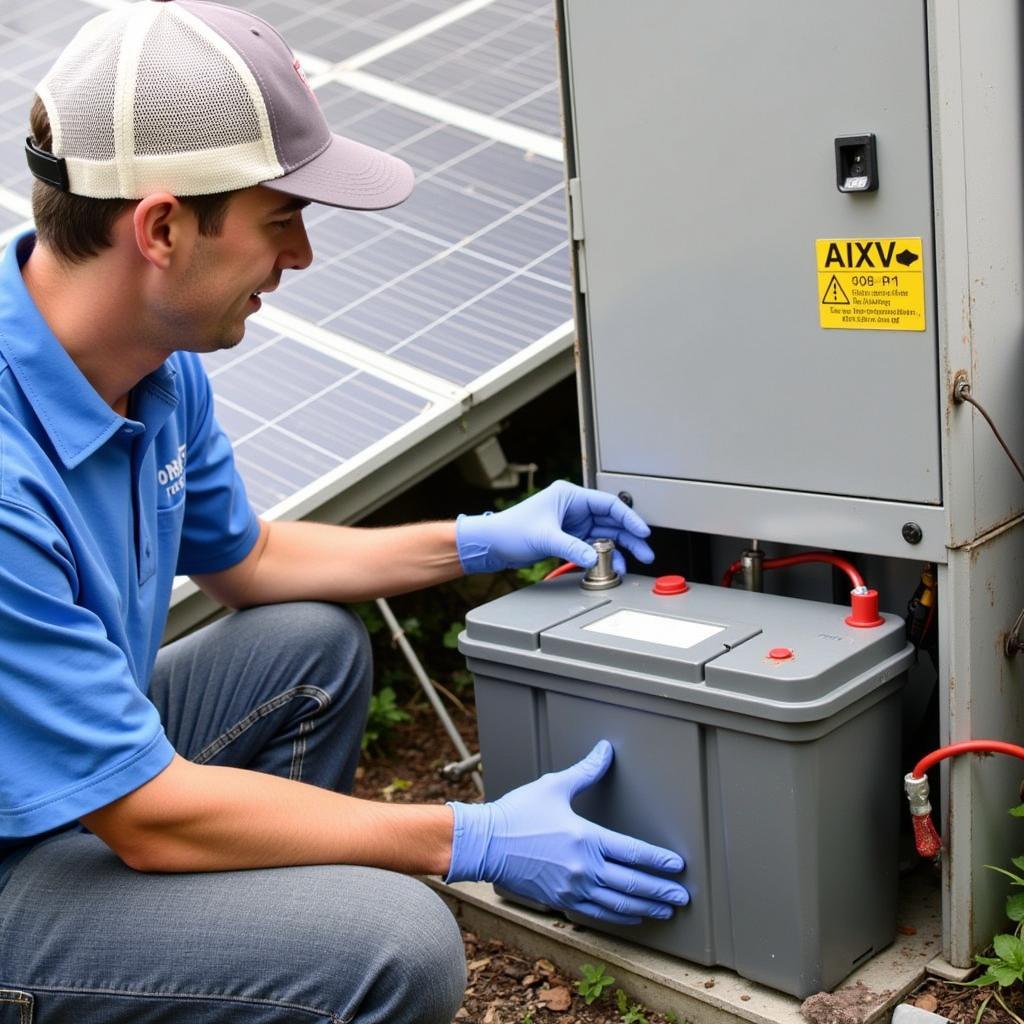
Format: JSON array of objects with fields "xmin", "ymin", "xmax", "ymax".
[
  {"xmin": 441, "ymin": 752, "xmax": 482, "ymax": 781},
  {"xmin": 1005, "ymin": 606, "xmax": 1024, "ymax": 658}
]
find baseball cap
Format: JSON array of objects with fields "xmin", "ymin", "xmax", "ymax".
[{"xmin": 24, "ymin": 0, "xmax": 414, "ymax": 210}]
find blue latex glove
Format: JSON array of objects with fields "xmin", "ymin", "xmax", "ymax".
[
  {"xmin": 446, "ymin": 741, "xmax": 689, "ymax": 925},
  {"xmin": 455, "ymin": 480, "xmax": 655, "ymax": 576}
]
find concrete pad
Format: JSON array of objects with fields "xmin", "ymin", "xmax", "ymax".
[
  {"xmin": 924, "ymin": 955, "xmax": 977, "ymax": 983},
  {"xmin": 428, "ymin": 868, "xmax": 941, "ymax": 1024}
]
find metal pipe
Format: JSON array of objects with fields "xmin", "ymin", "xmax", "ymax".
[
  {"xmin": 740, "ymin": 542, "xmax": 764, "ymax": 592},
  {"xmin": 375, "ymin": 598, "xmax": 484, "ymax": 795}
]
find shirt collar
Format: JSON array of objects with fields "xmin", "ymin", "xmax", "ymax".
[{"xmin": 0, "ymin": 230, "xmax": 178, "ymax": 469}]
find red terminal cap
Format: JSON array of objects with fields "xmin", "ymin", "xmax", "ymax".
[
  {"xmin": 768, "ymin": 647, "xmax": 793, "ymax": 660},
  {"xmin": 845, "ymin": 588, "xmax": 884, "ymax": 628},
  {"xmin": 653, "ymin": 575, "xmax": 688, "ymax": 595}
]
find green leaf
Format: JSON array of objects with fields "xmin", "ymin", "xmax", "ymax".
[
  {"xmin": 991, "ymin": 964, "xmax": 1024, "ymax": 987},
  {"xmin": 1007, "ymin": 894, "xmax": 1024, "ymax": 923},
  {"xmin": 515, "ymin": 558, "xmax": 559, "ymax": 584},
  {"xmin": 964, "ymin": 971, "xmax": 999, "ymax": 988},
  {"xmin": 975, "ymin": 955, "xmax": 1003, "ymax": 966},
  {"xmin": 616, "ymin": 989, "xmax": 629, "ymax": 1014},
  {"xmin": 993, "ymin": 934, "xmax": 1024, "ymax": 971},
  {"xmin": 1008, "ymin": 804, "xmax": 1024, "ymax": 817},
  {"xmin": 442, "ymin": 622, "xmax": 463, "ymax": 649},
  {"xmin": 1012, "ymin": 856, "xmax": 1024, "ymax": 874},
  {"xmin": 985, "ymin": 865, "xmax": 1024, "ymax": 887},
  {"xmin": 400, "ymin": 616, "xmax": 422, "ymax": 639},
  {"xmin": 575, "ymin": 963, "xmax": 614, "ymax": 1005}
]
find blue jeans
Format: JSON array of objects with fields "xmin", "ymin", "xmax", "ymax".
[{"xmin": 0, "ymin": 602, "xmax": 466, "ymax": 1023}]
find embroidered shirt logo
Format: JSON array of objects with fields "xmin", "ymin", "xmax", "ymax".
[{"xmin": 157, "ymin": 443, "xmax": 187, "ymax": 500}]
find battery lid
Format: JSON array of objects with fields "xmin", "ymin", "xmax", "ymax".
[
  {"xmin": 541, "ymin": 604, "xmax": 760, "ymax": 683},
  {"xmin": 462, "ymin": 576, "xmax": 913, "ymax": 717}
]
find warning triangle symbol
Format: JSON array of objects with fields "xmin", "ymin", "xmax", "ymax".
[{"xmin": 822, "ymin": 275, "xmax": 850, "ymax": 305}]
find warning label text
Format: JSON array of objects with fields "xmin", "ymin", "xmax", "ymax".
[{"xmin": 816, "ymin": 237, "xmax": 925, "ymax": 331}]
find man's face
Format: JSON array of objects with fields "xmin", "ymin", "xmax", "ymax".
[{"xmin": 166, "ymin": 185, "xmax": 313, "ymax": 353}]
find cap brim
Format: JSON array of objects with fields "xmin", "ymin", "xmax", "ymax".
[{"xmin": 262, "ymin": 132, "xmax": 414, "ymax": 211}]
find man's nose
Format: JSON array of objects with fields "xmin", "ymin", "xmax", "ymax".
[{"xmin": 279, "ymin": 218, "xmax": 313, "ymax": 271}]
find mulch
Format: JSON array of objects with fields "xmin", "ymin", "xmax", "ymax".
[{"xmin": 910, "ymin": 979, "xmax": 1024, "ymax": 1024}]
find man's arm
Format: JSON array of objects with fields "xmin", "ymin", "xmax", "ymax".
[
  {"xmin": 82, "ymin": 744, "xmax": 690, "ymax": 926},
  {"xmin": 82, "ymin": 754, "xmax": 454, "ymax": 875},
  {"xmin": 193, "ymin": 481, "xmax": 658, "ymax": 609},
  {"xmin": 192, "ymin": 518, "xmax": 463, "ymax": 608}
]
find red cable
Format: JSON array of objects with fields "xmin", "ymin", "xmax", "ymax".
[
  {"xmin": 911, "ymin": 740, "xmax": 1024, "ymax": 780},
  {"xmin": 721, "ymin": 552, "xmax": 866, "ymax": 590},
  {"xmin": 906, "ymin": 741, "xmax": 1024, "ymax": 859},
  {"xmin": 543, "ymin": 562, "xmax": 580, "ymax": 580}
]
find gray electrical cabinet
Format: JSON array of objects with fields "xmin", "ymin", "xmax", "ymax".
[
  {"xmin": 544, "ymin": 0, "xmax": 1024, "ymax": 975},
  {"xmin": 463, "ymin": 577, "xmax": 914, "ymax": 997},
  {"xmin": 570, "ymin": 1, "xmax": 939, "ymax": 506}
]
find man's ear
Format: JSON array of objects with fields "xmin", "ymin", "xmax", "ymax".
[{"xmin": 132, "ymin": 193, "xmax": 195, "ymax": 269}]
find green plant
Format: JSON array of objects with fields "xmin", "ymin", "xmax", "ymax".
[
  {"xmin": 442, "ymin": 621, "xmax": 463, "ymax": 649},
  {"xmin": 380, "ymin": 776, "xmax": 411, "ymax": 801},
  {"xmin": 575, "ymin": 962, "xmax": 615, "ymax": 1004},
  {"xmin": 665, "ymin": 1013, "xmax": 679, "ymax": 1024},
  {"xmin": 615, "ymin": 988, "xmax": 649, "ymax": 1024},
  {"xmin": 965, "ymin": 804, "xmax": 1024, "ymax": 1022},
  {"xmin": 520, "ymin": 1013, "xmax": 534, "ymax": 1024},
  {"xmin": 361, "ymin": 686, "xmax": 411, "ymax": 751},
  {"xmin": 516, "ymin": 557, "xmax": 559, "ymax": 585}
]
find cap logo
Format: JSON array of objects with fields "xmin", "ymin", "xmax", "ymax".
[{"xmin": 293, "ymin": 58, "xmax": 315, "ymax": 98}]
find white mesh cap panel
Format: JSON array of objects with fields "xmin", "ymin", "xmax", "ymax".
[
  {"xmin": 37, "ymin": 7, "xmax": 132, "ymax": 162},
  {"xmin": 29, "ymin": 0, "xmax": 410, "ymax": 207},
  {"xmin": 34, "ymin": 1, "xmax": 282, "ymax": 199},
  {"xmin": 133, "ymin": 8, "xmax": 262, "ymax": 157}
]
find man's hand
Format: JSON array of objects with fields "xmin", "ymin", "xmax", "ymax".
[
  {"xmin": 445, "ymin": 741, "xmax": 689, "ymax": 925},
  {"xmin": 455, "ymin": 480, "xmax": 655, "ymax": 575}
]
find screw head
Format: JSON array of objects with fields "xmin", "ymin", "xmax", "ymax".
[
  {"xmin": 617, "ymin": 491, "xmax": 634, "ymax": 507},
  {"xmin": 902, "ymin": 522, "xmax": 924, "ymax": 545}
]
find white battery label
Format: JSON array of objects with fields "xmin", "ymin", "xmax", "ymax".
[{"xmin": 583, "ymin": 609, "xmax": 724, "ymax": 649}]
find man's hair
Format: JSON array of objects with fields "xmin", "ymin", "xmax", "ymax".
[{"xmin": 29, "ymin": 96, "xmax": 237, "ymax": 264}]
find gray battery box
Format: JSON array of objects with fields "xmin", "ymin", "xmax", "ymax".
[{"xmin": 460, "ymin": 575, "xmax": 915, "ymax": 998}]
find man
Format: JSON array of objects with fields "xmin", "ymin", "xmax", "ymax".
[{"xmin": 0, "ymin": 2, "xmax": 689, "ymax": 1021}]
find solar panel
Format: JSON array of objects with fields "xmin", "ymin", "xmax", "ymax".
[
  {"xmin": 203, "ymin": 321, "xmax": 432, "ymax": 515},
  {"xmin": 233, "ymin": 0, "xmax": 456, "ymax": 63},
  {"xmin": 357, "ymin": 0, "xmax": 561, "ymax": 135}
]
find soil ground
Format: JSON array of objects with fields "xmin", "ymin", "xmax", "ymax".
[{"xmin": 908, "ymin": 978, "xmax": 1024, "ymax": 1024}]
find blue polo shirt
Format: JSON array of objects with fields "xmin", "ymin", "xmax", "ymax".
[{"xmin": 0, "ymin": 231, "xmax": 260, "ymax": 879}]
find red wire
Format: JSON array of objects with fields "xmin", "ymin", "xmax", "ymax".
[
  {"xmin": 543, "ymin": 562, "xmax": 581, "ymax": 580},
  {"xmin": 721, "ymin": 552, "xmax": 866, "ymax": 590},
  {"xmin": 911, "ymin": 740, "xmax": 1024, "ymax": 780}
]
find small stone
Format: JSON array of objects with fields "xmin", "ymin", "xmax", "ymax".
[
  {"xmin": 704, "ymin": 980, "xmax": 715, "ymax": 989},
  {"xmin": 536, "ymin": 958, "xmax": 556, "ymax": 976},
  {"xmin": 521, "ymin": 974, "xmax": 540, "ymax": 988},
  {"xmin": 741, "ymin": 995, "xmax": 751, "ymax": 1002},
  {"xmin": 538, "ymin": 985, "xmax": 573, "ymax": 1012},
  {"xmin": 915, "ymin": 995, "xmax": 939, "ymax": 1013}
]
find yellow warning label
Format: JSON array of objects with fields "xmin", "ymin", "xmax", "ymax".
[{"xmin": 816, "ymin": 237, "xmax": 925, "ymax": 331}]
